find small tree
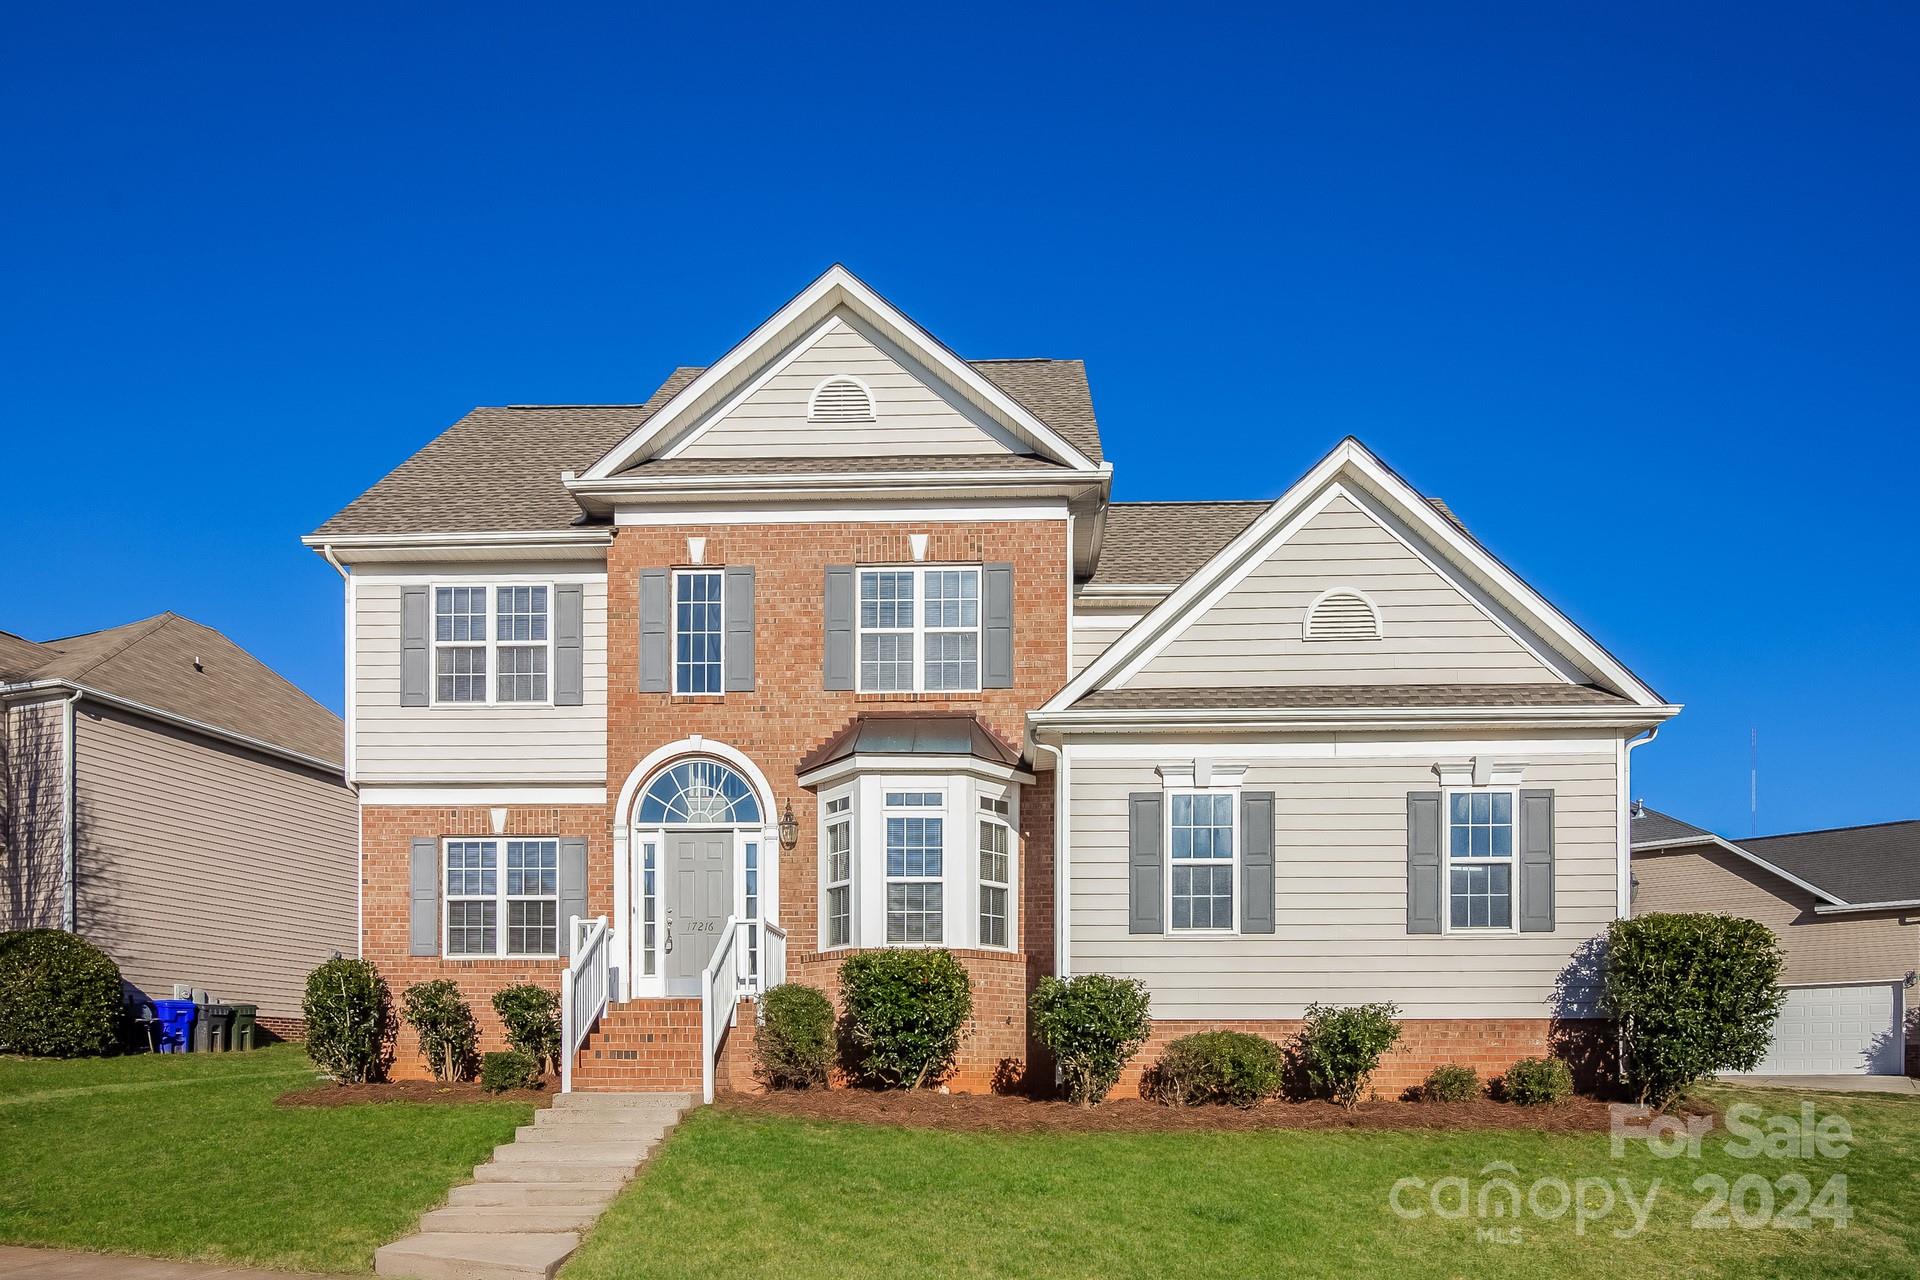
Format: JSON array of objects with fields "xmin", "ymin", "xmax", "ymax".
[
  {"xmin": 837, "ymin": 949, "xmax": 973, "ymax": 1089},
  {"xmin": 493, "ymin": 984, "xmax": 562, "ymax": 1076},
  {"xmin": 1029, "ymin": 974, "xmax": 1152, "ymax": 1107},
  {"xmin": 304, "ymin": 958, "xmax": 392, "ymax": 1084},
  {"xmin": 1603, "ymin": 913, "xmax": 1784, "ymax": 1107},
  {"xmin": 1291, "ymin": 1002, "xmax": 1403, "ymax": 1108},
  {"xmin": 402, "ymin": 980, "xmax": 478, "ymax": 1082}
]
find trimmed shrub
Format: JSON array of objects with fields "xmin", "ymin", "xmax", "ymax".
[
  {"xmin": 493, "ymin": 984, "xmax": 562, "ymax": 1076},
  {"xmin": 1291, "ymin": 1002, "xmax": 1403, "ymax": 1108},
  {"xmin": 1148, "ymin": 1030, "xmax": 1283, "ymax": 1107},
  {"xmin": 754, "ymin": 983, "xmax": 835, "ymax": 1089},
  {"xmin": 0, "ymin": 930, "xmax": 122, "ymax": 1057},
  {"xmin": 402, "ymin": 980, "xmax": 478, "ymax": 1082},
  {"xmin": 1602, "ymin": 913, "xmax": 1785, "ymax": 1108},
  {"xmin": 303, "ymin": 958, "xmax": 392, "ymax": 1084},
  {"xmin": 480, "ymin": 1049, "xmax": 535, "ymax": 1093},
  {"xmin": 1029, "ymin": 974, "xmax": 1153, "ymax": 1107},
  {"xmin": 837, "ymin": 949, "xmax": 973, "ymax": 1089},
  {"xmin": 1422, "ymin": 1063, "xmax": 1481, "ymax": 1103},
  {"xmin": 1502, "ymin": 1056, "xmax": 1575, "ymax": 1105}
]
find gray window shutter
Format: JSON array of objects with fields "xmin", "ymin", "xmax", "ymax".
[
  {"xmin": 553, "ymin": 583, "xmax": 584, "ymax": 706},
  {"xmin": 1406, "ymin": 791, "xmax": 1442, "ymax": 935},
  {"xmin": 558, "ymin": 836, "xmax": 589, "ymax": 956},
  {"xmin": 1128, "ymin": 792, "xmax": 1164, "ymax": 934},
  {"xmin": 724, "ymin": 566, "xmax": 755, "ymax": 692},
  {"xmin": 409, "ymin": 837, "xmax": 439, "ymax": 956},
  {"xmin": 638, "ymin": 568, "xmax": 669, "ymax": 693},
  {"xmin": 1518, "ymin": 789, "xmax": 1555, "ymax": 933},
  {"xmin": 401, "ymin": 586, "xmax": 430, "ymax": 707},
  {"xmin": 823, "ymin": 565, "xmax": 854, "ymax": 690},
  {"xmin": 1241, "ymin": 791, "xmax": 1275, "ymax": 934},
  {"xmin": 983, "ymin": 562, "xmax": 1014, "ymax": 689}
]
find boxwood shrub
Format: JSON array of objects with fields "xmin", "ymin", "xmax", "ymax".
[
  {"xmin": 1291, "ymin": 1002, "xmax": 1403, "ymax": 1108},
  {"xmin": 837, "ymin": 948, "xmax": 972, "ymax": 1089},
  {"xmin": 0, "ymin": 929, "xmax": 122, "ymax": 1057},
  {"xmin": 481, "ymin": 1049, "xmax": 535, "ymax": 1093},
  {"xmin": 493, "ymin": 983, "xmax": 562, "ymax": 1076},
  {"xmin": 754, "ymin": 983, "xmax": 835, "ymax": 1089},
  {"xmin": 402, "ymin": 979, "xmax": 478, "ymax": 1082},
  {"xmin": 1029, "ymin": 974, "xmax": 1152, "ymax": 1107},
  {"xmin": 303, "ymin": 958, "xmax": 393, "ymax": 1084},
  {"xmin": 1422, "ymin": 1063, "xmax": 1481, "ymax": 1102},
  {"xmin": 1147, "ymin": 1030, "xmax": 1283, "ymax": 1107},
  {"xmin": 1502, "ymin": 1056, "xmax": 1574, "ymax": 1105},
  {"xmin": 1602, "ymin": 912, "xmax": 1785, "ymax": 1108}
]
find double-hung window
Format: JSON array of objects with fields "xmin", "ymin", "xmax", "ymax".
[
  {"xmin": 444, "ymin": 837, "xmax": 559, "ymax": 957},
  {"xmin": 857, "ymin": 566, "xmax": 981, "ymax": 693},
  {"xmin": 824, "ymin": 795, "xmax": 853, "ymax": 948},
  {"xmin": 1169, "ymin": 792, "xmax": 1236, "ymax": 931},
  {"xmin": 432, "ymin": 584, "xmax": 551, "ymax": 705},
  {"xmin": 1445, "ymin": 790, "xmax": 1515, "ymax": 930},
  {"xmin": 673, "ymin": 570, "xmax": 724, "ymax": 694},
  {"xmin": 884, "ymin": 790, "xmax": 944, "ymax": 943},
  {"xmin": 978, "ymin": 794, "xmax": 1011, "ymax": 948}
]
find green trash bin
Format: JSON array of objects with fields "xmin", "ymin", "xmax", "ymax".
[
  {"xmin": 196, "ymin": 1003, "xmax": 236, "ymax": 1053},
  {"xmin": 228, "ymin": 1004, "xmax": 258, "ymax": 1051}
]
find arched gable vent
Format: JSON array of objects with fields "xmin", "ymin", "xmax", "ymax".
[
  {"xmin": 1302, "ymin": 589, "xmax": 1382, "ymax": 642},
  {"xmin": 808, "ymin": 376, "xmax": 876, "ymax": 422}
]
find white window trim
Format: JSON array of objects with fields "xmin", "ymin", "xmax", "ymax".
[
  {"xmin": 855, "ymin": 564, "xmax": 983, "ymax": 695},
  {"xmin": 882, "ymin": 786, "xmax": 948, "ymax": 946},
  {"xmin": 976, "ymin": 789, "xmax": 1015, "ymax": 951},
  {"xmin": 442, "ymin": 836, "xmax": 560, "ymax": 959},
  {"xmin": 820, "ymin": 789, "xmax": 855, "ymax": 951},
  {"xmin": 428, "ymin": 581, "xmax": 556, "ymax": 708},
  {"xmin": 1441, "ymin": 786, "xmax": 1520, "ymax": 935},
  {"xmin": 670, "ymin": 568, "xmax": 726, "ymax": 697},
  {"xmin": 1164, "ymin": 785, "xmax": 1241, "ymax": 935}
]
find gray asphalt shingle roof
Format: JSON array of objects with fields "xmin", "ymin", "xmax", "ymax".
[
  {"xmin": 1630, "ymin": 807, "xmax": 1715, "ymax": 846},
  {"xmin": 1633, "ymin": 808, "xmax": 1920, "ymax": 907}
]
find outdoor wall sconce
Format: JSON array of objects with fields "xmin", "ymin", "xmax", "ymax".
[{"xmin": 778, "ymin": 801, "xmax": 799, "ymax": 851}]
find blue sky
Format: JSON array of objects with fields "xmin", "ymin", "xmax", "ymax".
[{"xmin": 2, "ymin": 4, "xmax": 1914, "ymax": 838}]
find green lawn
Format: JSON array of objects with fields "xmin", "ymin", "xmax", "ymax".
[
  {"xmin": 565, "ymin": 1089, "xmax": 1920, "ymax": 1280},
  {"xmin": 0, "ymin": 1045, "xmax": 531, "ymax": 1273}
]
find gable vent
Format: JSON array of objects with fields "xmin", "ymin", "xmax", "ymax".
[
  {"xmin": 808, "ymin": 376, "xmax": 876, "ymax": 422},
  {"xmin": 1303, "ymin": 589, "xmax": 1381, "ymax": 642}
]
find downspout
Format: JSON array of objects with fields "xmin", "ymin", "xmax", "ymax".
[
  {"xmin": 321, "ymin": 544, "xmax": 363, "ymax": 959},
  {"xmin": 1030, "ymin": 738, "xmax": 1069, "ymax": 980},
  {"xmin": 1618, "ymin": 724, "xmax": 1662, "ymax": 919},
  {"xmin": 60, "ymin": 687, "xmax": 81, "ymax": 932}
]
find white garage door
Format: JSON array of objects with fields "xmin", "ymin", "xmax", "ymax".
[{"xmin": 1755, "ymin": 982, "xmax": 1904, "ymax": 1075}]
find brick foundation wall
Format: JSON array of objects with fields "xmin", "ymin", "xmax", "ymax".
[{"xmin": 256, "ymin": 1015, "xmax": 306, "ymax": 1042}]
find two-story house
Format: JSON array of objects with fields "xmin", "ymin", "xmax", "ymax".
[{"xmin": 307, "ymin": 266, "xmax": 1677, "ymax": 1097}]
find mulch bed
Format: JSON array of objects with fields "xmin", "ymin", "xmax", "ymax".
[
  {"xmin": 719, "ymin": 1088, "xmax": 1695, "ymax": 1135},
  {"xmin": 276, "ymin": 1079, "xmax": 557, "ymax": 1108}
]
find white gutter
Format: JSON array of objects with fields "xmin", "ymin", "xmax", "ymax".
[
  {"xmin": 298, "ymin": 529, "xmax": 613, "ymax": 551},
  {"xmin": 565, "ymin": 467, "xmax": 1110, "ymax": 496},
  {"xmin": 1620, "ymin": 724, "xmax": 1662, "ymax": 918},
  {"xmin": 59, "ymin": 687, "xmax": 81, "ymax": 931},
  {"xmin": 1031, "ymin": 740, "xmax": 1070, "ymax": 980},
  {"xmin": 320, "ymin": 543, "xmax": 364, "ymax": 960},
  {"xmin": 1031, "ymin": 704, "xmax": 1683, "ymax": 732},
  {"xmin": 1814, "ymin": 899, "xmax": 1920, "ymax": 916}
]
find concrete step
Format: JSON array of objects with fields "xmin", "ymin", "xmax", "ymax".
[
  {"xmin": 374, "ymin": 1230, "xmax": 580, "ymax": 1280},
  {"xmin": 446, "ymin": 1181, "xmax": 624, "ymax": 1208},
  {"xmin": 533, "ymin": 1106, "xmax": 680, "ymax": 1129},
  {"xmin": 419, "ymin": 1204, "xmax": 601, "ymax": 1234},
  {"xmin": 515, "ymin": 1120, "xmax": 670, "ymax": 1144},
  {"xmin": 473, "ymin": 1159, "xmax": 635, "ymax": 1184},
  {"xmin": 554, "ymin": 1090, "xmax": 695, "ymax": 1109},
  {"xmin": 492, "ymin": 1139, "xmax": 656, "ymax": 1165}
]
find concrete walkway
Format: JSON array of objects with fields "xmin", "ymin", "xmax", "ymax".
[
  {"xmin": 0, "ymin": 1246, "xmax": 354, "ymax": 1279},
  {"xmin": 1722, "ymin": 1074, "xmax": 1920, "ymax": 1095},
  {"xmin": 374, "ymin": 1091, "xmax": 692, "ymax": 1280}
]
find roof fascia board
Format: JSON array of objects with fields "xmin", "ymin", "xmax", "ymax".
[
  {"xmin": 0, "ymin": 679, "xmax": 344, "ymax": 777},
  {"xmin": 302, "ymin": 530, "xmax": 613, "ymax": 549},
  {"xmin": 579, "ymin": 266, "xmax": 1101, "ymax": 478},
  {"xmin": 1813, "ymin": 899, "xmax": 1920, "ymax": 916},
  {"xmin": 1631, "ymin": 831, "xmax": 1851, "ymax": 907},
  {"xmin": 796, "ymin": 752, "xmax": 1035, "ymax": 789},
  {"xmin": 1029, "ymin": 703, "xmax": 1680, "ymax": 732}
]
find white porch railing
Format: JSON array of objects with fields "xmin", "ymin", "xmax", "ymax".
[
  {"xmin": 700, "ymin": 914, "xmax": 742, "ymax": 1105},
  {"xmin": 761, "ymin": 920, "xmax": 787, "ymax": 993},
  {"xmin": 560, "ymin": 914, "xmax": 610, "ymax": 1094}
]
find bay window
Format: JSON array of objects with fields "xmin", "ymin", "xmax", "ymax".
[
  {"xmin": 885, "ymin": 790, "xmax": 944, "ymax": 943},
  {"xmin": 824, "ymin": 794, "xmax": 852, "ymax": 948},
  {"xmin": 978, "ymin": 795, "xmax": 1011, "ymax": 948}
]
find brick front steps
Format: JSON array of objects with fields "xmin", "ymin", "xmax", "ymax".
[
  {"xmin": 374, "ymin": 1092, "xmax": 693, "ymax": 1280},
  {"xmin": 569, "ymin": 999, "xmax": 704, "ymax": 1092}
]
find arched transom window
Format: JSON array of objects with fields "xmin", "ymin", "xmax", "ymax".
[{"xmin": 637, "ymin": 758, "xmax": 763, "ymax": 825}]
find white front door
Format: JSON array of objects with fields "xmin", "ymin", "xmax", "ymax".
[{"xmin": 1755, "ymin": 982, "xmax": 1903, "ymax": 1075}]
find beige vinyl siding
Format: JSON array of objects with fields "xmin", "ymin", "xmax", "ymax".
[
  {"xmin": 73, "ymin": 705, "xmax": 356, "ymax": 1019},
  {"xmin": 1633, "ymin": 845, "xmax": 1917, "ymax": 986},
  {"xmin": 676, "ymin": 315, "xmax": 1018, "ymax": 459},
  {"xmin": 353, "ymin": 569, "xmax": 608, "ymax": 784},
  {"xmin": 1, "ymin": 697, "xmax": 69, "ymax": 930},
  {"xmin": 1069, "ymin": 611, "xmax": 1145, "ymax": 681},
  {"xmin": 1067, "ymin": 742, "xmax": 1621, "ymax": 1019},
  {"xmin": 1126, "ymin": 494, "xmax": 1560, "ymax": 688}
]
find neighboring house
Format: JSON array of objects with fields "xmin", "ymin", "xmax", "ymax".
[
  {"xmin": 0, "ymin": 613, "xmax": 357, "ymax": 1034},
  {"xmin": 1633, "ymin": 807, "xmax": 1919, "ymax": 1077},
  {"xmin": 306, "ymin": 265, "xmax": 1677, "ymax": 1094}
]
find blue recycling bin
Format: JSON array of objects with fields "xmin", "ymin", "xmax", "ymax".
[{"xmin": 153, "ymin": 999, "xmax": 196, "ymax": 1053}]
